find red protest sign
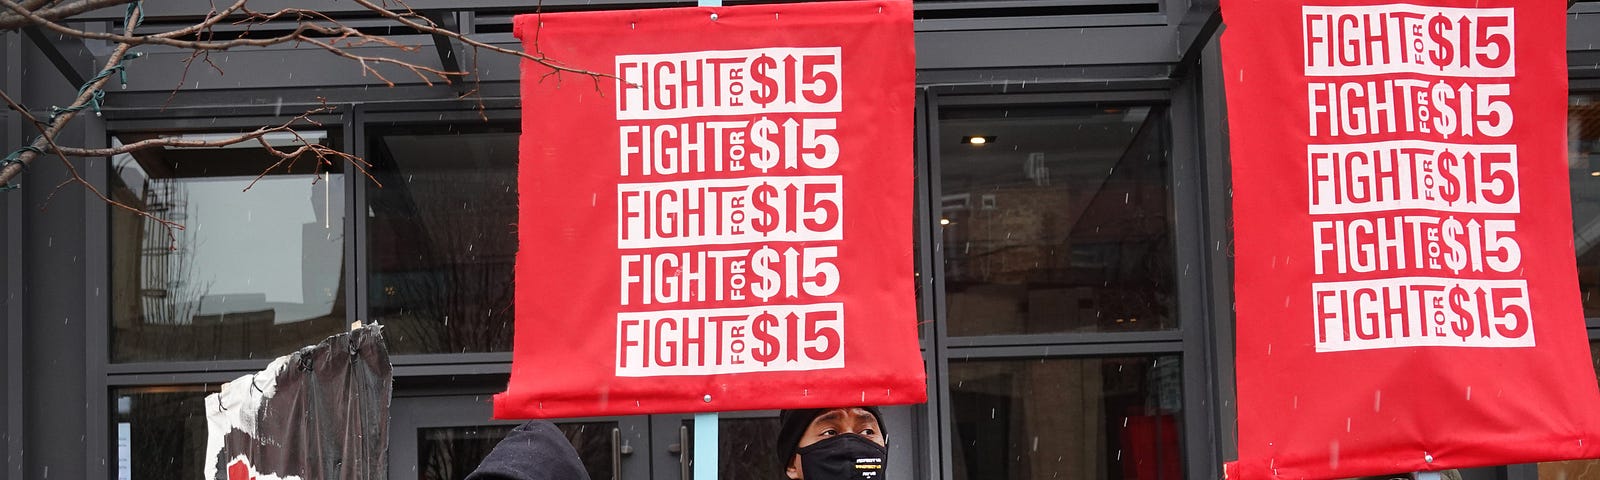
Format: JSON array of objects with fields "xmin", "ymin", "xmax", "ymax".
[
  {"xmin": 1222, "ymin": 1, "xmax": 1600, "ymax": 477},
  {"xmin": 496, "ymin": 0, "xmax": 926, "ymax": 419}
]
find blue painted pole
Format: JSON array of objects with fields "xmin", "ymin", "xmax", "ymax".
[
  {"xmin": 693, "ymin": 1, "xmax": 720, "ymax": 477},
  {"xmin": 693, "ymin": 412, "xmax": 719, "ymax": 479}
]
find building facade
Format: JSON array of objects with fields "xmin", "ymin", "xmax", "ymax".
[{"xmin": 2, "ymin": 1, "xmax": 1599, "ymax": 479}]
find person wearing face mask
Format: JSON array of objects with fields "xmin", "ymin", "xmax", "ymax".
[{"xmin": 774, "ymin": 407, "xmax": 889, "ymax": 480}]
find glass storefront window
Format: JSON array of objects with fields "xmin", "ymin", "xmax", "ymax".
[
  {"xmin": 1571, "ymin": 95, "xmax": 1600, "ymax": 318},
  {"xmin": 937, "ymin": 105, "xmax": 1176, "ymax": 336},
  {"xmin": 949, "ymin": 355, "xmax": 1183, "ymax": 480},
  {"xmin": 110, "ymin": 131, "xmax": 347, "ymax": 362},
  {"xmin": 1536, "ymin": 341, "xmax": 1600, "ymax": 478},
  {"xmin": 111, "ymin": 386, "xmax": 215, "ymax": 479},
  {"xmin": 680, "ymin": 415, "xmax": 784, "ymax": 479},
  {"xmin": 367, "ymin": 124, "xmax": 518, "ymax": 355},
  {"xmin": 419, "ymin": 422, "xmax": 616, "ymax": 480}
]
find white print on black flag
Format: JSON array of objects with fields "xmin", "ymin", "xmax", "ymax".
[
  {"xmin": 1301, "ymin": 3, "xmax": 1531, "ymax": 354},
  {"xmin": 614, "ymin": 45, "xmax": 850, "ymax": 377}
]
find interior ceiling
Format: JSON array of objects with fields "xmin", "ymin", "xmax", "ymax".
[
  {"xmin": 382, "ymin": 133, "xmax": 518, "ymax": 172},
  {"xmin": 1576, "ymin": 98, "xmax": 1600, "ymax": 144},
  {"xmin": 120, "ymin": 132, "xmax": 339, "ymax": 180},
  {"xmin": 938, "ymin": 107, "xmax": 1153, "ymax": 189}
]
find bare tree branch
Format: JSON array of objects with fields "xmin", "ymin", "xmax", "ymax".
[
  {"xmin": 48, "ymin": 104, "xmax": 330, "ymax": 156},
  {"xmin": 0, "ymin": 0, "xmax": 617, "ymax": 241},
  {"xmin": 0, "ymin": 33, "xmax": 135, "ymax": 188},
  {"xmin": 1, "ymin": 1, "xmax": 461, "ymax": 86},
  {"xmin": 0, "ymin": 66, "xmax": 185, "ymax": 249},
  {"xmin": 0, "ymin": 0, "xmax": 136, "ymax": 31},
  {"xmin": 0, "ymin": 0, "xmax": 615, "ymax": 82},
  {"xmin": 347, "ymin": 0, "xmax": 614, "ymax": 80}
]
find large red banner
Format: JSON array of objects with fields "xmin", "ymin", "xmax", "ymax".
[
  {"xmin": 1223, "ymin": 1, "xmax": 1600, "ymax": 477},
  {"xmin": 496, "ymin": 1, "xmax": 925, "ymax": 419}
]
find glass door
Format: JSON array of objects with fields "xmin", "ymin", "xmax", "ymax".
[
  {"xmin": 650, "ymin": 412, "xmax": 785, "ymax": 480},
  {"xmin": 390, "ymin": 395, "xmax": 650, "ymax": 480}
]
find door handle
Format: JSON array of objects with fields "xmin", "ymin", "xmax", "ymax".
[
  {"xmin": 679, "ymin": 425, "xmax": 690, "ymax": 479},
  {"xmin": 611, "ymin": 427, "xmax": 622, "ymax": 480}
]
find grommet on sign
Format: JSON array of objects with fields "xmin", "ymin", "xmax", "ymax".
[
  {"xmin": 702, "ymin": 394, "xmax": 713, "ymax": 403},
  {"xmin": 709, "ymin": 13, "xmax": 718, "ymax": 21}
]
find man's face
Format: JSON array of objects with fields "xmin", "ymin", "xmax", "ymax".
[{"xmin": 785, "ymin": 407, "xmax": 886, "ymax": 479}]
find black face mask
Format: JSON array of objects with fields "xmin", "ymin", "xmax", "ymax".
[{"xmin": 796, "ymin": 433, "xmax": 888, "ymax": 480}]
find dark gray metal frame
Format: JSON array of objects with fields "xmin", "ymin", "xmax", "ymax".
[
  {"xmin": 1, "ymin": 2, "xmax": 1596, "ymax": 480},
  {"xmin": 923, "ymin": 84, "xmax": 1225, "ymax": 479},
  {"xmin": 3, "ymin": 30, "xmax": 20, "ymax": 480},
  {"xmin": 391, "ymin": 395, "xmax": 652, "ymax": 480}
]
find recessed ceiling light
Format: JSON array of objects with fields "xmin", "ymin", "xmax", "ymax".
[
  {"xmin": 961, "ymin": 135, "xmax": 996, "ymax": 146},
  {"xmin": 1590, "ymin": 171, "xmax": 1600, "ymax": 177},
  {"xmin": 939, "ymin": 218, "xmax": 951, "ymax": 226}
]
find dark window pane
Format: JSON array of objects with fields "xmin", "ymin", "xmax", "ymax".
[
  {"xmin": 683, "ymin": 416, "xmax": 784, "ymax": 479},
  {"xmin": 111, "ymin": 386, "xmax": 215, "ymax": 480},
  {"xmin": 938, "ymin": 106, "xmax": 1175, "ymax": 336},
  {"xmin": 419, "ymin": 422, "xmax": 616, "ymax": 480},
  {"xmin": 949, "ymin": 356, "xmax": 1183, "ymax": 480},
  {"xmin": 1571, "ymin": 95, "xmax": 1600, "ymax": 318},
  {"xmin": 1534, "ymin": 341, "xmax": 1600, "ymax": 478},
  {"xmin": 367, "ymin": 125, "xmax": 518, "ymax": 354},
  {"xmin": 110, "ymin": 131, "xmax": 347, "ymax": 362}
]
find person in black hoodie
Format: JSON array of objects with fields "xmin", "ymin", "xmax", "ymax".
[
  {"xmin": 775, "ymin": 407, "xmax": 889, "ymax": 480},
  {"xmin": 466, "ymin": 421, "xmax": 591, "ymax": 480}
]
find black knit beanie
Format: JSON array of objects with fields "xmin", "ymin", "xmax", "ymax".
[{"xmin": 775, "ymin": 406, "xmax": 885, "ymax": 468}]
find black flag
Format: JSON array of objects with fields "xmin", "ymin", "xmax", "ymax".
[{"xmin": 204, "ymin": 326, "xmax": 391, "ymax": 480}]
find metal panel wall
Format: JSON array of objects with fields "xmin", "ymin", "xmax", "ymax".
[
  {"xmin": 2, "ymin": 28, "xmax": 20, "ymax": 480},
  {"xmin": 14, "ymin": 36, "xmax": 92, "ymax": 480},
  {"xmin": 9, "ymin": 3, "xmax": 1600, "ymax": 480}
]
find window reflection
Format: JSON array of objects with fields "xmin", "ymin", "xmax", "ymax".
[
  {"xmin": 938, "ymin": 105, "xmax": 1176, "ymax": 335},
  {"xmin": 1571, "ymin": 95, "xmax": 1600, "ymax": 318},
  {"xmin": 681, "ymin": 416, "xmax": 784, "ymax": 479},
  {"xmin": 111, "ymin": 386, "xmax": 215, "ymax": 479},
  {"xmin": 110, "ymin": 131, "xmax": 346, "ymax": 362},
  {"xmin": 419, "ymin": 422, "xmax": 615, "ymax": 480},
  {"xmin": 367, "ymin": 125, "xmax": 517, "ymax": 354},
  {"xmin": 949, "ymin": 356, "xmax": 1183, "ymax": 480},
  {"xmin": 1533, "ymin": 341, "xmax": 1600, "ymax": 479}
]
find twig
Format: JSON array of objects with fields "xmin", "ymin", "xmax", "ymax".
[
  {"xmin": 347, "ymin": 0, "xmax": 617, "ymax": 82},
  {"xmin": 2, "ymin": 78, "xmax": 186, "ymax": 248},
  {"xmin": 0, "ymin": 29, "xmax": 136, "ymax": 188},
  {"xmin": 0, "ymin": 0, "xmax": 136, "ymax": 31}
]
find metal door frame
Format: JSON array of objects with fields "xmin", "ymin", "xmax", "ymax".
[{"xmin": 389, "ymin": 394, "xmax": 651, "ymax": 480}]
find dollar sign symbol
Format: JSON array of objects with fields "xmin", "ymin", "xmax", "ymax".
[
  {"xmin": 1429, "ymin": 14, "xmax": 1454, "ymax": 70},
  {"xmin": 1436, "ymin": 150, "xmax": 1461, "ymax": 205},
  {"xmin": 748, "ymin": 118, "xmax": 780, "ymax": 173},
  {"xmin": 751, "ymin": 183, "xmax": 780, "ymax": 236},
  {"xmin": 749, "ymin": 246, "xmax": 781, "ymax": 302},
  {"xmin": 1448, "ymin": 286, "xmax": 1473, "ymax": 340},
  {"xmin": 1441, "ymin": 217, "xmax": 1467, "ymax": 274},
  {"xmin": 750, "ymin": 55, "xmax": 779, "ymax": 107},
  {"xmin": 750, "ymin": 312, "xmax": 781, "ymax": 366},
  {"xmin": 1431, "ymin": 81, "xmax": 1457, "ymax": 137}
]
